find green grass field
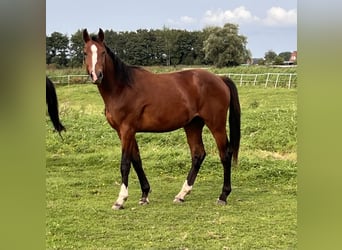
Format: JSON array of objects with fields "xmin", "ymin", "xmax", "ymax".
[{"xmin": 46, "ymin": 83, "xmax": 297, "ymax": 249}]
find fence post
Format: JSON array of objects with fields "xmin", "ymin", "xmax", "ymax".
[
  {"xmin": 288, "ymin": 74, "xmax": 292, "ymax": 89},
  {"xmin": 254, "ymin": 74, "xmax": 258, "ymax": 86},
  {"xmin": 275, "ymin": 74, "xmax": 279, "ymax": 88},
  {"xmin": 265, "ymin": 73, "xmax": 270, "ymax": 87}
]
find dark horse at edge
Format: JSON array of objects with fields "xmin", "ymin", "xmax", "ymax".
[
  {"xmin": 83, "ymin": 28, "xmax": 241, "ymax": 210},
  {"xmin": 46, "ymin": 76, "xmax": 65, "ymax": 137}
]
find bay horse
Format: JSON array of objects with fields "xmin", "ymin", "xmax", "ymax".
[
  {"xmin": 83, "ymin": 28, "xmax": 240, "ymax": 210},
  {"xmin": 46, "ymin": 76, "xmax": 66, "ymax": 137}
]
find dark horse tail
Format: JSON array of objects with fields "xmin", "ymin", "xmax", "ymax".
[
  {"xmin": 221, "ymin": 76, "xmax": 241, "ymax": 164},
  {"xmin": 46, "ymin": 77, "xmax": 65, "ymax": 136}
]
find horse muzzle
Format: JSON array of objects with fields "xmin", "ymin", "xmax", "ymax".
[{"xmin": 90, "ymin": 71, "xmax": 103, "ymax": 84}]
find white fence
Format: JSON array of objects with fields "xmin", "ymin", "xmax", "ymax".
[
  {"xmin": 218, "ymin": 73, "xmax": 297, "ymax": 88},
  {"xmin": 48, "ymin": 73, "xmax": 297, "ymax": 88},
  {"xmin": 47, "ymin": 75, "xmax": 91, "ymax": 85}
]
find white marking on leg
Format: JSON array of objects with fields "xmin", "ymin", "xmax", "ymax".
[
  {"xmin": 139, "ymin": 197, "xmax": 150, "ymax": 205},
  {"xmin": 90, "ymin": 44, "xmax": 98, "ymax": 82},
  {"xmin": 112, "ymin": 184, "xmax": 128, "ymax": 209},
  {"xmin": 174, "ymin": 180, "xmax": 192, "ymax": 202}
]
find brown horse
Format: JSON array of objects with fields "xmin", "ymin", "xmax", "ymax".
[{"xmin": 83, "ymin": 28, "xmax": 241, "ymax": 210}]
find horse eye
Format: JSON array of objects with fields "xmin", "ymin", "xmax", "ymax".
[{"xmin": 84, "ymin": 52, "xmax": 87, "ymax": 56}]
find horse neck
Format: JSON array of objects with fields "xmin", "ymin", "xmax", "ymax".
[{"xmin": 98, "ymin": 55, "xmax": 124, "ymax": 99}]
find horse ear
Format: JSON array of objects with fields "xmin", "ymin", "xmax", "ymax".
[
  {"xmin": 98, "ymin": 28, "xmax": 104, "ymax": 42},
  {"xmin": 83, "ymin": 29, "xmax": 90, "ymax": 42}
]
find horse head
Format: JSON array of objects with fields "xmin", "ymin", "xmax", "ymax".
[{"xmin": 82, "ymin": 28, "xmax": 106, "ymax": 84}]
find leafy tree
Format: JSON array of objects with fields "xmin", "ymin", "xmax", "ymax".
[
  {"xmin": 46, "ymin": 32, "xmax": 69, "ymax": 67},
  {"xmin": 69, "ymin": 30, "xmax": 84, "ymax": 68},
  {"xmin": 46, "ymin": 25, "xmax": 259, "ymax": 68},
  {"xmin": 105, "ymin": 30, "xmax": 129, "ymax": 62},
  {"xmin": 173, "ymin": 30, "xmax": 198, "ymax": 65},
  {"xmin": 46, "ymin": 36, "xmax": 54, "ymax": 65},
  {"xmin": 150, "ymin": 29, "xmax": 168, "ymax": 65},
  {"xmin": 274, "ymin": 55, "xmax": 285, "ymax": 65},
  {"xmin": 191, "ymin": 31, "xmax": 206, "ymax": 65},
  {"xmin": 203, "ymin": 23, "xmax": 249, "ymax": 67},
  {"xmin": 279, "ymin": 51, "xmax": 292, "ymax": 61},
  {"xmin": 162, "ymin": 27, "xmax": 179, "ymax": 66},
  {"xmin": 151, "ymin": 27, "xmax": 167, "ymax": 65},
  {"xmin": 133, "ymin": 29, "xmax": 157, "ymax": 66},
  {"xmin": 264, "ymin": 50, "xmax": 277, "ymax": 65},
  {"xmin": 257, "ymin": 58, "xmax": 266, "ymax": 65}
]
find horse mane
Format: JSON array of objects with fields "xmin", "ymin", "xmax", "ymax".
[{"xmin": 91, "ymin": 36, "xmax": 143, "ymax": 86}]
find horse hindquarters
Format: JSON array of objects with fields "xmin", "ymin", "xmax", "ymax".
[
  {"xmin": 221, "ymin": 77, "xmax": 241, "ymax": 163},
  {"xmin": 203, "ymin": 76, "xmax": 240, "ymax": 204},
  {"xmin": 214, "ymin": 77, "xmax": 240, "ymax": 203}
]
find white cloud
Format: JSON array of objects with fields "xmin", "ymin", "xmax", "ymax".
[
  {"xmin": 180, "ymin": 16, "xmax": 196, "ymax": 24},
  {"xmin": 167, "ymin": 15, "xmax": 196, "ymax": 27},
  {"xmin": 201, "ymin": 6, "xmax": 296, "ymax": 28},
  {"xmin": 202, "ymin": 6, "xmax": 259, "ymax": 26},
  {"xmin": 263, "ymin": 7, "xmax": 297, "ymax": 26},
  {"xmin": 167, "ymin": 6, "xmax": 297, "ymax": 30}
]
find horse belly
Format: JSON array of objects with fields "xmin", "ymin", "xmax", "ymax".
[{"xmin": 138, "ymin": 102, "xmax": 194, "ymax": 132}]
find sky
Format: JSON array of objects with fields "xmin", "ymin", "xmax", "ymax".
[{"xmin": 46, "ymin": 0, "xmax": 297, "ymax": 58}]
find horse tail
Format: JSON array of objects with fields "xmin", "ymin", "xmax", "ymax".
[
  {"xmin": 221, "ymin": 76, "xmax": 241, "ymax": 164},
  {"xmin": 46, "ymin": 77, "xmax": 66, "ymax": 136}
]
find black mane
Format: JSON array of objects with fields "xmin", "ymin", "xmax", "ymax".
[{"xmin": 91, "ymin": 36, "xmax": 142, "ymax": 86}]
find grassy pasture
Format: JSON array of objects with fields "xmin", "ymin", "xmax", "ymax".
[{"xmin": 46, "ymin": 83, "xmax": 297, "ymax": 249}]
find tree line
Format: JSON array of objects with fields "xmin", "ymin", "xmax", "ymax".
[{"xmin": 46, "ymin": 23, "xmax": 292, "ymax": 68}]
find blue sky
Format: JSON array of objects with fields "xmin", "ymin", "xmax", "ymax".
[{"xmin": 46, "ymin": 0, "xmax": 297, "ymax": 58}]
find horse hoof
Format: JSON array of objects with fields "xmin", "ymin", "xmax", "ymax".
[
  {"xmin": 112, "ymin": 203, "xmax": 124, "ymax": 210},
  {"xmin": 216, "ymin": 199, "xmax": 227, "ymax": 205},
  {"xmin": 173, "ymin": 198, "xmax": 185, "ymax": 203},
  {"xmin": 139, "ymin": 197, "xmax": 149, "ymax": 205}
]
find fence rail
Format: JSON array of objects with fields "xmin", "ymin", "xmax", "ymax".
[
  {"xmin": 218, "ymin": 73, "xmax": 297, "ymax": 88},
  {"xmin": 47, "ymin": 75, "xmax": 91, "ymax": 85},
  {"xmin": 48, "ymin": 72, "xmax": 297, "ymax": 88}
]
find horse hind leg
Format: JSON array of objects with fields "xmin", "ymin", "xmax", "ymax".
[
  {"xmin": 174, "ymin": 117, "xmax": 206, "ymax": 203},
  {"xmin": 210, "ymin": 128, "xmax": 233, "ymax": 205}
]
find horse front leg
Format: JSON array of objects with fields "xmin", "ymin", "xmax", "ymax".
[
  {"xmin": 112, "ymin": 150, "xmax": 131, "ymax": 210},
  {"xmin": 112, "ymin": 127, "xmax": 134, "ymax": 210},
  {"xmin": 131, "ymin": 138, "xmax": 150, "ymax": 205}
]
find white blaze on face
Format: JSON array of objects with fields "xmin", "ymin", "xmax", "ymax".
[{"xmin": 90, "ymin": 44, "xmax": 98, "ymax": 82}]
